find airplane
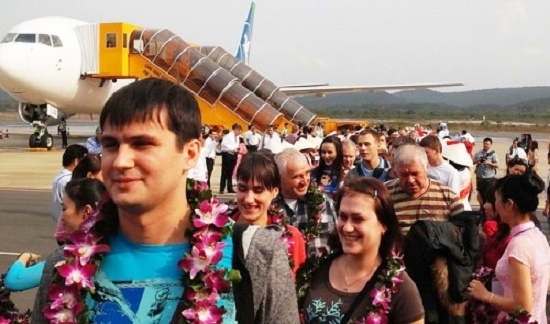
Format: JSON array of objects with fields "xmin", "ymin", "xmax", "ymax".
[{"xmin": 0, "ymin": 2, "xmax": 463, "ymax": 149}]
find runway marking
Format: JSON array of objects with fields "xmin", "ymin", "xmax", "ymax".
[
  {"xmin": 0, "ymin": 251, "xmax": 21, "ymax": 256},
  {"xmin": 0, "ymin": 187, "xmax": 50, "ymax": 192}
]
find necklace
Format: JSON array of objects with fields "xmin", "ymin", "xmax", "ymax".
[{"xmin": 342, "ymin": 256, "xmax": 379, "ymax": 292}]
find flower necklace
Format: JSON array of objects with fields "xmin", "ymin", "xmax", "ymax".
[
  {"xmin": 293, "ymin": 185, "xmax": 329, "ymax": 308},
  {"xmin": 43, "ymin": 179, "xmax": 235, "ymax": 324},
  {"xmin": 0, "ymin": 272, "xmax": 31, "ymax": 323},
  {"xmin": 267, "ymin": 201, "xmax": 296, "ymax": 270},
  {"xmin": 354, "ymin": 251, "xmax": 405, "ymax": 323}
]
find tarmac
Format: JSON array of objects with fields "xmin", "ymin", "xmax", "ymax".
[{"xmin": 0, "ymin": 125, "xmax": 549, "ymax": 316}]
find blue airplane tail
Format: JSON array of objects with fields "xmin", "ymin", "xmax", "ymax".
[{"xmin": 235, "ymin": 1, "xmax": 255, "ymax": 65}]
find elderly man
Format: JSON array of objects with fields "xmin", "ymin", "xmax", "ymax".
[
  {"xmin": 385, "ymin": 144, "xmax": 463, "ymax": 235},
  {"xmin": 274, "ymin": 148, "xmax": 336, "ymax": 256},
  {"xmin": 346, "ymin": 129, "xmax": 391, "ymax": 181},
  {"xmin": 341, "ymin": 139, "xmax": 357, "ymax": 177}
]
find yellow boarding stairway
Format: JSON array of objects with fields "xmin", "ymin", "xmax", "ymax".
[{"xmin": 75, "ymin": 22, "xmax": 316, "ymax": 131}]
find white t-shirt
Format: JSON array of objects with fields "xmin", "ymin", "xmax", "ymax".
[
  {"xmin": 427, "ymin": 161, "xmax": 460, "ymax": 195},
  {"xmin": 188, "ymin": 149, "xmax": 208, "ymax": 182}
]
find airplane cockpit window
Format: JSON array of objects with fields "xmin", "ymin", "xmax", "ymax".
[
  {"xmin": 38, "ymin": 34, "xmax": 52, "ymax": 46},
  {"xmin": 15, "ymin": 33, "xmax": 36, "ymax": 43},
  {"xmin": 51, "ymin": 35, "xmax": 63, "ymax": 47},
  {"xmin": 1, "ymin": 33, "xmax": 17, "ymax": 43},
  {"xmin": 106, "ymin": 33, "xmax": 116, "ymax": 48}
]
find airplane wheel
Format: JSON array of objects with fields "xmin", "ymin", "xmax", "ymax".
[
  {"xmin": 42, "ymin": 134, "xmax": 54, "ymax": 150},
  {"xmin": 29, "ymin": 133, "xmax": 39, "ymax": 148}
]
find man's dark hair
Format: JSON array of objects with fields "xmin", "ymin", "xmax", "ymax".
[
  {"xmin": 483, "ymin": 137, "xmax": 493, "ymax": 144},
  {"xmin": 99, "ymin": 78, "xmax": 201, "ymax": 148},
  {"xmin": 232, "ymin": 123, "xmax": 243, "ymax": 131},
  {"xmin": 62, "ymin": 144, "xmax": 88, "ymax": 167}
]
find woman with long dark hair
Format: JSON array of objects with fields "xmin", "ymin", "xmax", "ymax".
[
  {"xmin": 469, "ymin": 172, "xmax": 550, "ymax": 322},
  {"xmin": 311, "ymin": 136, "xmax": 344, "ymax": 194}
]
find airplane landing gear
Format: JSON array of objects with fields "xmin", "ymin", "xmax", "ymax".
[{"xmin": 29, "ymin": 121, "xmax": 54, "ymax": 149}]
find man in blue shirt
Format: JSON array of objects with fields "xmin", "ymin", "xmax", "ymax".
[
  {"xmin": 32, "ymin": 78, "xmax": 298, "ymax": 324},
  {"xmin": 86, "ymin": 126, "xmax": 102, "ymax": 155}
]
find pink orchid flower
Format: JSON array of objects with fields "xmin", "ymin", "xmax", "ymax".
[
  {"xmin": 64, "ymin": 230, "xmax": 110, "ymax": 266},
  {"xmin": 203, "ymin": 269, "xmax": 230, "ymax": 292},
  {"xmin": 179, "ymin": 246, "xmax": 211, "ymax": 279},
  {"xmin": 57, "ymin": 262, "xmax": 97, "ymax": 290},
  {"xmin": 186, "ymin": 287, "xmax": 220, "ymax": 304},
  {"xmin": 370, "ymin": 285, "xmax": 390, "ymax": 310},
  {"xmin": 0, "ymin": 316, "xmax": 10, "ymax": 324},
  {"xmin": 194, "ymin": 239, "xmax": 226, "ymax": 265},
  {"xmin": 182, "ymin": 299, "xmax": 225, "ymax": 324},
  {"xmin": 193, "ymin": 200, "xmax": 229, "ymax": 229},
  {"xmin": 43, "ymin": 307, "xmax": 80, "ymax": 324},
  {"xmin": 365, "ymin": 311, "xmax": 388, "ymax": 324},
  {"xmin": 193, "ymin": 230, "xmax": 223, "ymax": 243},
  {"xmin": 47, "ymin": 283, "xmax": 82, "ymax": 310}
]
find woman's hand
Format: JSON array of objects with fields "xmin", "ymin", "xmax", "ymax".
[
  {"xmin": 468, "ymin": 279, "xmax": 491, "ymax": 302},
  {"xmin": 17, "ymin": 253, "xmax": 41, "ymax": 267}
]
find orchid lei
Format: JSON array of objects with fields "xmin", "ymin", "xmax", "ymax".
[
  {"xmin": 467, "ymin": 266, "xmax": 498, "ymax": 323},
  {"xmin": 268, "ymin": 202, "xmax": 296, "ymax": 270},
  {"xmin": 294, "ymin": 186, "xmax": 330, "ymax": 307},
  {"xmin": 355, "ymin": 252, "xmax": 405, "ymax": 324},
  {"xmin": 43, "ymin": 179, "xmax": 236, "ymax": 324},
  {"xmin": 467, "ymin": 266, "xmax": 538, "ymax": 324},
  {"xmin": 0, "ymin": 273, "xmax": 31, "ymax": 323}
]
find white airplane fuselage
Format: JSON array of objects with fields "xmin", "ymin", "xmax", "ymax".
[{"xmin": 0, "ymin": 17, "xmax": 128, "ymax": 117}]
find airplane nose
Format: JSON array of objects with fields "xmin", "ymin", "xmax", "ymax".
[{"xmin": 0, "ymin": 44, "xmax": 29, "ymax": 93}]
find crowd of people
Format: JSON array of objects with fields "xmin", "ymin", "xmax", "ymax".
[{"xmin": 1, "ymin": 78, "xmax": 550, "ymax": 323}]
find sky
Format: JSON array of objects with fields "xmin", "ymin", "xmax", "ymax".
[{"xmin": 1, "ymin": 0, "xmax": 549, "ymax": 92}]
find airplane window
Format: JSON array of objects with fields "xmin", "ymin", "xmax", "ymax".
[
  {"xmin": 38, "ymin": 34, "xmax": 52, "ymax": 46},
  {"xmin": 52, "ymin": 35, "xmax": 63, "ymax": 47},
  {"xmin": 106, "ymin": 33, "xmax": 116, "ymax": 48},
  {"xmin": 123, "ymin": 33, "xmax": 128, "ymax": 48},
  {"xmin": 15, "ymin": 33, "xmax": 36, "ymax": 43},
  {"xmin": 1, "ymin": 33, "xmax": 17, "ymax": 43}
]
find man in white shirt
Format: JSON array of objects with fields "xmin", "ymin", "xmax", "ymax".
[
  {"xmin": 243, "ymin": 124, "xmax": 260, "ymax": 153},
  {"xmin": 202, "ymin": 129, "xmax": 219, "ymax": 188},
  {"xmin": 261, "ymin": 125, "xmax": 280, "ymax": 151},
  {"xmin": 220, "ymin": 123, "xmax": 242, "ymax": 194},
  {"xmin": 505, "ymin": 137, "xmax": 527, "ymax": 163},
  {"xmin": 419, "ymin": 135, "xmax": 460, "ymax": 195}
]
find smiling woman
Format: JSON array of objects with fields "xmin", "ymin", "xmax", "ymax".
[
  {"xmin": 233, "ymin": 151, "xmax": 307, "ymax": 276},
  {"xmin": 301, "ymin": 177, "xmax": 424, "ymax": 323}
]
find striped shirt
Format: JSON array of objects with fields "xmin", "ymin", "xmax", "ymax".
[{"xmin": 386, "ymin": 178, "xmax": 464, "ymax": 235}]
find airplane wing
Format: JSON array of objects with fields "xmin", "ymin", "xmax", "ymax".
[{"xmin": 279, "ymin": 82, "xmax": 464, "ymax": 96}]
